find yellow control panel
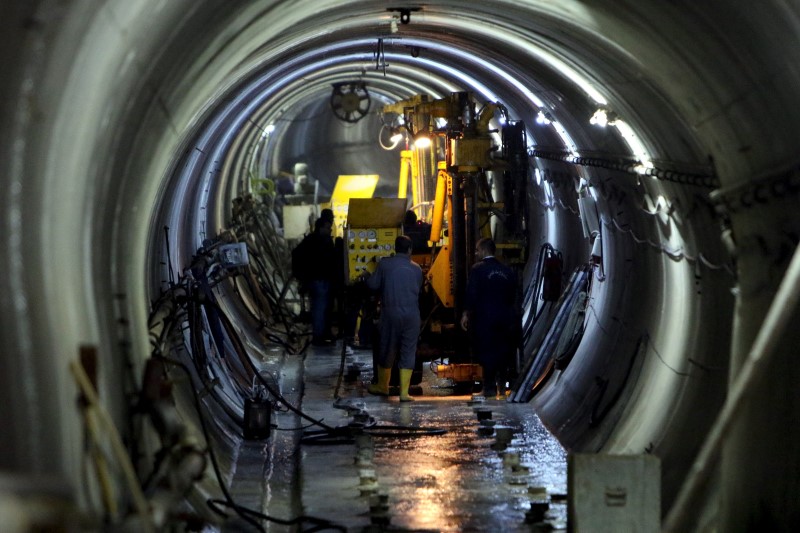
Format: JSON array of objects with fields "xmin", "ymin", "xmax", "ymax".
[
  {"xmin": 347, "ymin": 227, "xmax": 401, "ymax": 280},
  {"xmin": 345, "ymin": 198, "xmax": 407, "ymax": 283}
]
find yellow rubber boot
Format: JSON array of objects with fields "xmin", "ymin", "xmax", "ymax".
[
  {"xmin": 368, "ymin": 366, "xmax": 391, "ymax": 396},
  {"xmin": 399, "ymin": 368, "xmax": 415, "ymax": 402}
]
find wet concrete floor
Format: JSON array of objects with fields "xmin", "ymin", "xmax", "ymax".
[{"xmin": 224, "ymin": 342, "xmax": 567, "ymax": 532}]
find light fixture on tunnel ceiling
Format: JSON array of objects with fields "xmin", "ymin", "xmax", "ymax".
[
  {"xmin": 330, "ymin": 81, "xmax": 371, "ymax": 123},
  {"xmin": 590, "ymin": 109, "xmax": 655, "ymax": 175},
  {"xmin": 612, "ymin": 119, "xmax": 654, "ymax": 175},
  {"xmin": 589, "ymin": 108, "xmax": 617, "ymax": 128},
  {"xmin": 387, "ymin": 7, "xmax": 421, "ymax": 25},
  {"xmin": 536, "ymin": 111, "xmax": 552, "ymax": 125},
  {"xmin": 260, "ymin": 123, "xmax": 276, "ymax": 139}
]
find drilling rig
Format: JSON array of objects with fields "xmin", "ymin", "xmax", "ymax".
[{"xmin": 380, "ymin": 92, "xmax": 530, "ymax": 388}]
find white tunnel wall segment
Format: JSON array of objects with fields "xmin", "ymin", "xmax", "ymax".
[
  {"xmin": 0, "ymin": 0, "xmax": 218, "ymax": 480},
  {"xmin": 2, "ymin": 0, "xmax": 800, "ymax": 529}
]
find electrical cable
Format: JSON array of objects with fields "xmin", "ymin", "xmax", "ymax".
[
  {"xmin": 158, "ymin": 352, "xmax": 346, "ymax": 532},
  {"xmin": 589, "ymin": 334, "xmax": 645, "ymax": 427},
  {"xmin": 523, "ymin": 242, "xmax": 555, "ymax": 335},
  {"xmin": 606, "ymin": 216, "xmax": 733, "ymax": 275},
  {"xmin": 149, "ymin": 241, "xmax": 346, "ymax": 526},
  {"xmin": 272, "ymin": 421, "xmax": 319, "ymax": 431},
  {"xmin": 228, "ymin": 207, "xmax": 299, "ymax": 314},
  {"xmin": 186, "ymin": 301, "xmax": 248, "ymax": 422},
  {"xmin": 163, "ymin": 225, "xmax": 176, "ymax": 286},
  {"xmin": 207, "ymin": 498, "xmax": 346, "ymax": 532},
  {"xmin": 359, "ymin": 424, "xmax": 448, "ymax": 438},
  {"xmin": 531, "ymin": 181, "xmax": 733, "ymax": 275},
  {"xmin": 529, "ymin": 161, "xmax": 733, "ymax": 276},
  {"xmin": 150, "ymin": 234, "xmax": 448, "ymax": 529},
  {"xmin": 530, "ymin": 148, "xmax": 718, "ymax": 188},
  {"xmin": 155, "ymin": 313, "xmax": 346, "ymax": 533},
  {"xmin": 181, "ymin": 209, "xmax": 446, "ymax": 445},
  {"xmin": 153, "ymin": 355, "xmax": 269, "ymax": 533},
  {"xmin": 199, "ymin": 296, "xmax": 335, "ymax": 432},
  {"xmin": 300, "ymin": 422, "xmax": 447, "ymax": 445},
  {"xmin": 153, "ymin": 273, "xmax": 322, "ymax": 437}
]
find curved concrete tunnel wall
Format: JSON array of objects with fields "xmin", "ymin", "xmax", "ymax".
[{"xmin": 1, "ymin": 1, "xmax": 799, "ymax": 529}]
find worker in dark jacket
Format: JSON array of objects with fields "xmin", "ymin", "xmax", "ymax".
[
  {"xmin": 460, "ymin": 237, "xmax": 519, "ymax": 397},
  {"xmin": 402, "ymin": 210, "xmax": 431, "ymax": 253},
  {"xmin": 364, "ymin": 235, "xmax": 423, "ymax": 401},
  {"xmin": 303, "ymin": 217, "xmax": 336, "ymax": 345}
]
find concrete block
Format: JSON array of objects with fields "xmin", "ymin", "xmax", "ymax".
[{"xmin": 568, "ymin": 453, "xmax": 660, "ymax": 533}]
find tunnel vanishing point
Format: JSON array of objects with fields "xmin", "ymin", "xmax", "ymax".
[{"xmin": 1, "ymin": 1, "xmax": 800, "ymax": 531}]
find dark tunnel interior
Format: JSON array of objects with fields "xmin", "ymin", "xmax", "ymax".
[{"xmin": 1, "ymin": 1, "xmax": 799, "ymax": 531}]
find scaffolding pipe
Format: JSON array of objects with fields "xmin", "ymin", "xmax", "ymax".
[{"xmin": 663, "ymin": 241, "xmax": 800, "ymax": 532}]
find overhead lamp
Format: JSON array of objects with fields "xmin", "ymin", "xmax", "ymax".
[
  {"xmin": 611, "ymin": 119, "xmax": 654, "ymax": 175},
  {"xmin": 590, "ymin": 109, "xmax": 608, "ymax": 127},
  {"xmin": 590, "ymin": 108, "xmax": 618, "ymax": 128},
  {"xmin": 380, "ymin": 125, "xmax": 407, "ymax": 150},
  {"xmin": 413, "ymin": 133, "xmax": 432, "ymax": 148},
  {"xmin": 260, "ymin": 123, "xmax": 276, "ymax": 140},
  {"xmin": 535, "ymin": 111, "xmax": 552, "ymax": 125}
]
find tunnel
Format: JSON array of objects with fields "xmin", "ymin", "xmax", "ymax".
[{"xmin": 1, "ymin": 1, "xmax": 799, "ymax": 531}]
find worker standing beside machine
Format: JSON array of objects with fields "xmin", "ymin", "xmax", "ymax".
[
  {"xmin": 293, "ymin": 217, "xmax": 337, "ymax": 346},
  {"xmin": 460, "ymin": 237, "xmax": 520, "ymax": 397},
  {"xmin": 364, "ymin": 235, "xmax": 423, "ymax": 402}
]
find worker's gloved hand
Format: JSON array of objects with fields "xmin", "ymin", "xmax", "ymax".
[{"xmin": 460, "ymin": 311, "xmax": 469, "ymax": 331}]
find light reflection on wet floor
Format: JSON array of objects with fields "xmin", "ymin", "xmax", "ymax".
[
  {"xmin": 364, "ymin": 399, "xmax": 567, "ymax": 531},
  {"xmin": 229, "ymin": 344, "xmax": 567, "ymax": 532}
]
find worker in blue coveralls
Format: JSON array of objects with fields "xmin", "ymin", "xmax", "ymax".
[
  {"xmin": 460, "ymin": 237, "xmax": 519, "ymax": 398},
  {"xmin": 363, "ymin": 235, "xmax": 423, "ymax": 402}
]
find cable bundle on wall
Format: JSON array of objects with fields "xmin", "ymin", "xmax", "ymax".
[
  {"xmin": 530, "ymin": 148, "xmax": 719, "ymax": 188},
  {"xmin": 228, "ymin": 195, "xmax": 309, "ymax": 353},
  {"xmin": 529, "ymin": 156, "xmax": 734, "ymax": 276},
  {"xmin": 145, "ymin": 242, "xmax": 349, "ymax": 531}
]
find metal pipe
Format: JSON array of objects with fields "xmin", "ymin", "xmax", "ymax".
[
  {"xmin": 429, "ymin": 165, "xmax": 448, "ymax": 243},
  {"xmin": 410, "ymin": 148, "xmax": 421, "ymax": 210},
  {"xmin": 397, "ymin": 149, "xmax": 411, "ymax": 199},
  {"xmin": 451, "ymin": 174, "xmax": 466, "ymax": 313},
  {"xmin": 663, "ymin": 241, "xmax": 800, "ymax": 532}
]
